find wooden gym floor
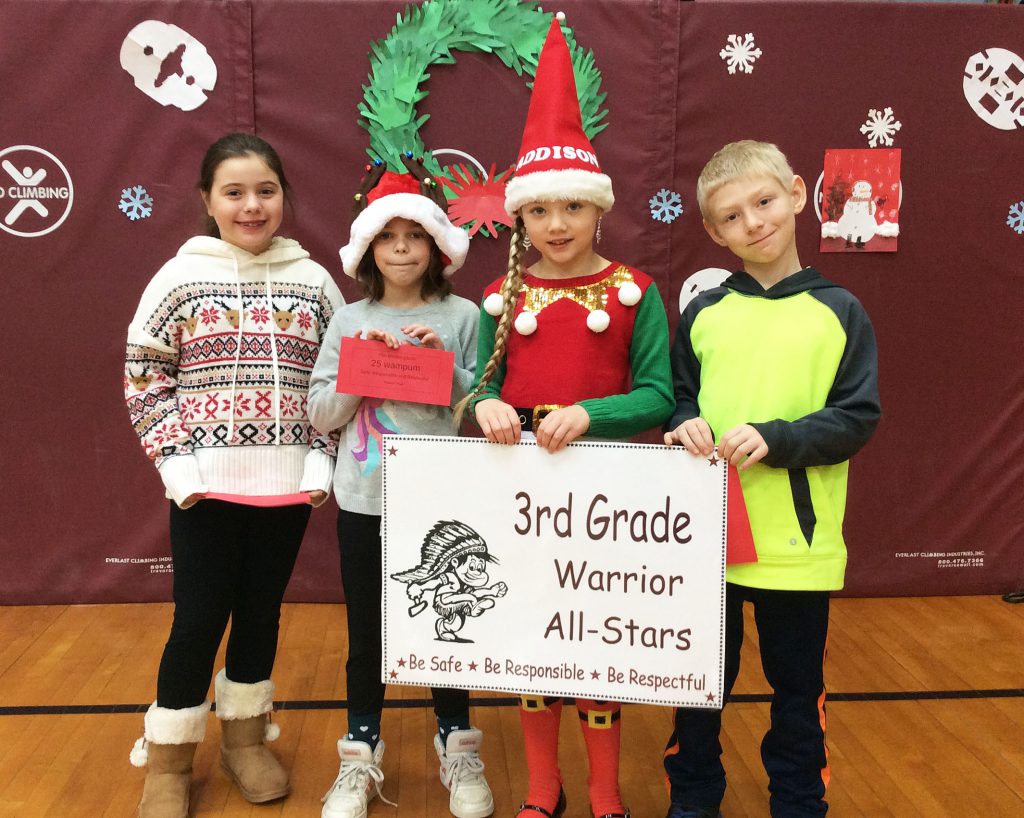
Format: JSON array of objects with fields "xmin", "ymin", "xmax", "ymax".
[{"xmin": 1, "ymin": 596, "xmax": 1022, "ymax": 817}]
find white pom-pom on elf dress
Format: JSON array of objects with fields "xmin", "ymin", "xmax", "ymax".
[
  {"xmin": 618, "ymin": 281, "xmax": 642, "ymax": 306},
  {"xmin": 514, "ymin": 311, "xmax": 538, "ymax": 336},
  {"xmin": 483, "ymin": 292, "xmax": 504, "ymax": 317},
  {"xmin": 586, "ymin": 309, "xmax": 610, "ymax": 333}
]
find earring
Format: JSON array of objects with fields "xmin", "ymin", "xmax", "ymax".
[
  {"xmin": 523, "ymin": 235, "xmax": 532, "ymax": 250},
  {"xmin": 596, "ymin": 217, "xmax": 603, "ymax": 244}
]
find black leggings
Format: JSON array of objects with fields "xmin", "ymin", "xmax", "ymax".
[
  {"xmin": 337, "ymin": 509, "xmax": 468, "ymax": 718},
  {"xmin": 156, "ymin": 499, "xmax": 310, "ymax": 709}
]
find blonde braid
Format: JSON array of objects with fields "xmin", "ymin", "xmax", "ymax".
[{"xmin": 454, "ymin": 218, "xmax": 527, "ymax": 426}]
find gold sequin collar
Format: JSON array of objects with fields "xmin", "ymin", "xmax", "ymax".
[{"xmin": 520, "ymin": 265, "xmax": 636, "ymax": 314}]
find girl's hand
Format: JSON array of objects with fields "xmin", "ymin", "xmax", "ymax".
[
  {"xmin": 307, "ymin": 490, "xmax": 328, "ymax": 506},
  {"xmin": 475, "ymin": 399, "xmax": 522, "ymax": 445},
  {"xmin": 664, "ymin": 417, "xmax": 715, "ymax": 457},
  {"xmin": 719, "ymin": 424, "xmax": 768, "ymax": 470},
  {"xmin": 358, "ymin": 328, "xmax": 401, "ymax": 349},
  {"xmin": 536, "ymin": 405, "xmax": 590, "ymax": 452},
  {"xmin": 401, "ymin": 324, "xmax": 444, "ymax": 350},
  {"xmin": 179, "ymin": 493, "xmax": 204, "ymax": 509}
]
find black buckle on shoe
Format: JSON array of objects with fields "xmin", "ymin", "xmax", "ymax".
[{"xmin": 518, "ymin": 788, "xmax": 566, "ymax": 817}]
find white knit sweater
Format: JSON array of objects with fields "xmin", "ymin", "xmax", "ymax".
[{"xmin": 125, "ymin": 236, "xmax": 345, "ymax": 504}]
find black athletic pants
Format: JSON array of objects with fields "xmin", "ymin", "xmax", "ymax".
[{"xmin": 664, "ymin": 583, "xmax": 831, "ymax": 817}]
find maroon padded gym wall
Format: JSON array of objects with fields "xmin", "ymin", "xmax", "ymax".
[{"xmin": 0, "ymin": 0, "xmax": 1021, "ymax": 603}]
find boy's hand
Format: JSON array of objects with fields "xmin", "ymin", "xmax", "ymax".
[
  {"xmin": 475, "ymin": 398, "xmax": 522, "ymax": 445},
  {"xmin": 664, "ymin": 417, "xmax": 715, "ymax": 456},
  {"xmin": 536, "ymin": 405, "xmax": 590, "ymax": 453},
  {"xmin": 720, "ymin": 424, "xmax": 768, "ymax": 470}
]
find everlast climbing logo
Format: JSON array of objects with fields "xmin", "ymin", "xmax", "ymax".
[{"xmin": 0, "ymin": 146, "xmax": 74, "ymax": 238}]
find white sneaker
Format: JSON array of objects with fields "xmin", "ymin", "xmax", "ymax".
[
  {"xmin": 434, "ymin": 728, "xmax": 495, "ymax": 818},
  {"xmin": 321, "ymin": 739, "xmax": 393, "ymax": 818}
]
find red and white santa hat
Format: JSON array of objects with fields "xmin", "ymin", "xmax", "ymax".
[
  {"xmin": 339, "ymin": 170, "xmax": 469, "ymax": 278},
  {"xmin": 503, "ymin": 13, "xmax": 614, "ymax": 217}
]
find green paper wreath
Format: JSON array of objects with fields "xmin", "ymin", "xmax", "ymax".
[{"xmin": 358, "ymin": 0, "xmax": 609, "ymax": 236}]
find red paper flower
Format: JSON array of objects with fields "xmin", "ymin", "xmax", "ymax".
[{"xmin": 440, "ymin": 163, "xmax": 516, "ymax": 238}]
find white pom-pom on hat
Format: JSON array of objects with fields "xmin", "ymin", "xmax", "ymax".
[
  {"xmin": 555, "ymin": 11, "xmax": 565, "ymax": 22},
  {"xmin": 618, "ymin": 282, "xmax": 642, "ymax": 307},
  {"xmin": 483, "ymin": 292, "xmax": 504, "ymax": 316},
  {"xmin": 514, "ymin": 311, "xmax": 538, "ymax": 336},
  {"xmin": 587, "ymin": 309, "xmax": 610, "ymax": 333},
  {"xmin": 264, "ymin": 719, "xmax": 281, "ymax": 742}
]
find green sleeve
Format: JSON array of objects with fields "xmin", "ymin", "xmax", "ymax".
[
  {"xmin": 578, "ymin": 284, "xmax": 675, "ymax": 437},
  {"xmin": 467, "ymin": 302, "xmax": 507, "ymax": 417}
]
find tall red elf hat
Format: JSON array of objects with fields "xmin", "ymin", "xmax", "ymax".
[{"xmin": 503, "ymin": 12, "xmax": 613, "ymax": 216}]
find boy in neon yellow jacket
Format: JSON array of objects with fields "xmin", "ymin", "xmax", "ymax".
[{"xmin": 662, "ymin": 141, "xmax": 880, "ymax": 818}]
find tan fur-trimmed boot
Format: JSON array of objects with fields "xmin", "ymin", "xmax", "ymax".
[
  {"xmin": 215, "ymin": 669, "xmax": 289, "ymax": 803},
  {"xmin": 129, "ymin": 700, "xmax": 209, "ymax": 818}
]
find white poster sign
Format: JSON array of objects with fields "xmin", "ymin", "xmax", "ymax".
[{"xmin": 382, "ymin": 437, "xmax": 726, "ymax": 708}]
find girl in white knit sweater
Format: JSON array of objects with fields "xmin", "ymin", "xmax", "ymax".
[{"xmin": 124, "ymin": 133, "xmax": 344, "ymax": 818}]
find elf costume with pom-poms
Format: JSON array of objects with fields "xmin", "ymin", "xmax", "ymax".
[{"xmin": 465, "ymin": 13, "xmax": 673, "ymax": 818}]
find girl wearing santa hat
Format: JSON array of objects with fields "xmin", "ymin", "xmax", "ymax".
[
  {"xmin": 308, "ymin": 154, "xmax": 493, "ymax": 818},
  {"xmin": 455, "ymin": 14, "xmax": 674, "ymax": 818}
]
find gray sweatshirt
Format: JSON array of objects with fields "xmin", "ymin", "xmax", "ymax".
[{"xmin": 307, "ymin": 295, "xmax": 478, "ymax": 514}]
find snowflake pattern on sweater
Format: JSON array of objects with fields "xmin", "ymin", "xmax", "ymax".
[{"xmin": 126, "ymin": 271, "xmax": 340, "ymax": 464}]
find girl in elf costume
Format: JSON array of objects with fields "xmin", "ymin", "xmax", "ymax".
[
  {"xmin": 308, "ymin": 154, "xmax": 493, "ymax": 818},
  {"xmin": 124, "ymin": 132, "xmax": 344, "ymax": 818},
  {"xmin": 456, "ymin": 14, "xmax": 674, "ymax": 818}
]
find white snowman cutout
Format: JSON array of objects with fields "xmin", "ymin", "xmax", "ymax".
[
  {"xmin": 836, "ymin": 180, "xmax": 877, "ymax": 245},
  {"xmin": 120, "ymin": 21, "xmax": 218, "ymax": 111},
  {"xmin": 678, "ymin": 268, "xmax": 731, "ymax": 314}
]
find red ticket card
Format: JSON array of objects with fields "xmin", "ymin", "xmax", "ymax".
[
  {"xmin": 204, "ymin": 492, "xmax": 312, "ymax": 507},
  {"xmin": 337, "ymin": 336, "xmax": 455, "ymax": 406},
  {"xmin": 726, "ymin": 465, "xmax": 757, "ymax": 565}
]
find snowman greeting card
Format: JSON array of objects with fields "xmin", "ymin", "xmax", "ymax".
[{"xmin": 820, "ymin": 148, "xmax": 901, "ymax": 253}]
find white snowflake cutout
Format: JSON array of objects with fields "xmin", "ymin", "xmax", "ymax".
[
  {"xmin": 649, "ymin": 189, "xmax": 683, "ymax": 224},
  {"xmin": 860, "ymin": 107, "xmax": 902, "ymax": 148},
  {"xmin": 719, "ymin": 33, "xmax": 762, "ymax": 75},
  {"xmin": 118, "ymin": 185, "xmax": 153, "ymax": 221},
  {"xmin": 1008, "ymin": 201, "xmax": 1024, "ymax": 235}
]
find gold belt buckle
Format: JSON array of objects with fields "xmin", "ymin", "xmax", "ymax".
[
  {"xmin": 586, "ymin": 710, "xmax": 613, "ymax": 729},
  {"xmin": 521, "ymin": 695, "xmax": 548, "ymax": 712},
  {"xmin": 532, "ymin": 404, "xmax": 564, "ymax": 433}
]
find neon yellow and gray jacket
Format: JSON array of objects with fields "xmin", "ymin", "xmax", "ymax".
[{"xmin": 669, "ymin": 268, "xmax": 880, "ymax": 590}]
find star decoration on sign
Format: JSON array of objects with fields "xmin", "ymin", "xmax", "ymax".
[
  {"xmin": 591, "ymin": 670, "xmax": 601, "ymax": 680},
  {"xmin": 398, "ymin": 658, "xmax": 406, "ymax": 667},
  {"xmin": 389, "ymin": 670, "xmax": 398, "ymax": 680},
  {"xmin": 468, "ymin": 661, "xmax": 478, "ymax": 671},
  {"xmin": 706, "ymin": 692, "xmax": 715, "ymax": 702},
  {"xmin": 388, "ymin": 446, "xmax": 398, "ymax": 456},
  {"xmin": 708, "ymin": 454, "xmax": 719, "ymax": 466}
]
